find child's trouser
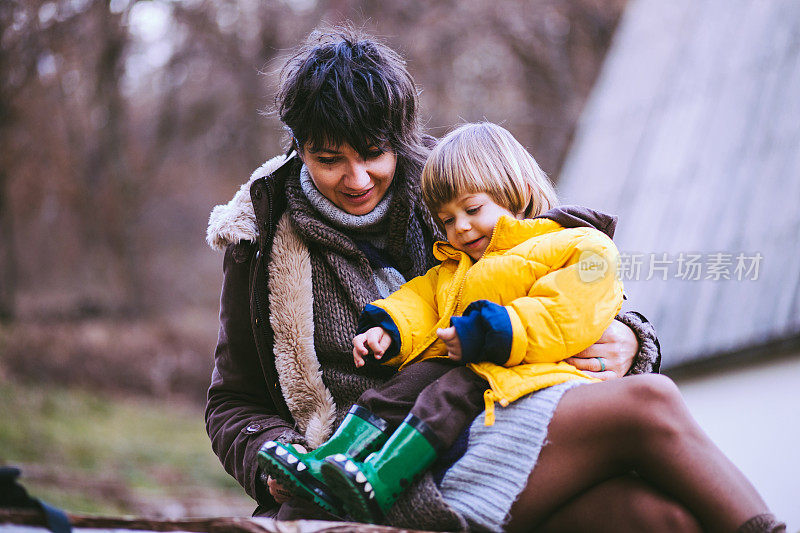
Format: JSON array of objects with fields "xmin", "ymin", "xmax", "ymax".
[{"xmin": 356, "ymin": 359, "xmax": 487, "ymax": 448}]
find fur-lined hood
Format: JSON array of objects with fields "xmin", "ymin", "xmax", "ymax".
[{"xmin": 206, "ymin": 153, "xmax": 292, "ymax": 252}]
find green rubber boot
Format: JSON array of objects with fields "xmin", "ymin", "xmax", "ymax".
[
  {"xmin": 257, "ymin": 405, "xmax": 389, "ymax": 516},
  {"xmin": 320, "ymin": 413, "xmax": 440, "ymax": 523}
]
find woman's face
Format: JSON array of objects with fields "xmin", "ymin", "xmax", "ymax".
[{"xmin": 301, "ymin": 142, "xmax": 397, "ymax": 216}]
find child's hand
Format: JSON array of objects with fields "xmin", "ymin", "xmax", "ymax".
[
  {"xmin": 352, "ymin": 327, "xmax": 392, "ymax": 367},
  {"xmin": 266, "ymin": 444, "xmax": 307, "ymax": 502},
  {"xmin": 437, "ymin": 326, "xmax": 463, "ymax": 361},
  {"xmin": 266, "ymin": 475, "xmax": 293, "ymax": 503}
]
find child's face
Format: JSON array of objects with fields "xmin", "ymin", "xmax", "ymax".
[{"xmin": 436, "ymin": 193, "xmax": 519, "ymax": 260}]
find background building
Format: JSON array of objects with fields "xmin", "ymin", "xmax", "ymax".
[{"xmin": 558, "ymin": 0, "xmax": 800, "ymax": 527}]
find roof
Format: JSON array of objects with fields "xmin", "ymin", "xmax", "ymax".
[{"xmin": 556, "ymin": 0, "xmax": 800, "ymax": 368}]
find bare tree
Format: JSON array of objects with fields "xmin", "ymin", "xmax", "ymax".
[
  {"xmin": 0, "ymin": 51, "xmax": 16, "ymax": 321},
  {"xmin": 0, "ymin": 0, "xmax": 41, "ymax": 321},
  {"xmin": 2, "ymin": 0, "xmax": 625, "ymax": 320}
]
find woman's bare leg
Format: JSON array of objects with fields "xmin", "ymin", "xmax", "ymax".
[
  {"xmin": 536, "ymin": 475, "xmax": 701, "ymax": 533},
  {"xmin": 506, "ymin": 374, "xmax": 769, "ymax": 532}
]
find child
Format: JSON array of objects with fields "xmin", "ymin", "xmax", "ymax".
[{"xmin": 258, "ymin": 122, "xmax": 624, "ymax": 522}]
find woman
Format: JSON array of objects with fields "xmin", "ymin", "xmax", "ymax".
[{"xmin": 205, "ymin": 28, "xmax": 778, "ymax": 532}]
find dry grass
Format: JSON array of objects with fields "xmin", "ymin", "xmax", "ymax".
[
  {"xmin": 0, "ymin": 380, "xmax": 254, "ymax": 518},
  {"xmin": 0, "ymin": 311, "xmax": 259, "ymax": 517},
  {"xmin": 0, "ymin": 311, "xmax": 217, "ymax": 404}
]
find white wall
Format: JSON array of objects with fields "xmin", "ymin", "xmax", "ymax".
[{"xmin": 674, "ymin": 355, "xmax": 800, "ymax": 531}]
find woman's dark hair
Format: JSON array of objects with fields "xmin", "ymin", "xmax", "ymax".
[{"xmin": 276, "ymin": 26, "xmax": 428, "ymax": 172}]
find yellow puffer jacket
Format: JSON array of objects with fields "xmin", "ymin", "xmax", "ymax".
[{"xmin": 362, "ymin": 213, "xmax": 623, "ymax": 424}]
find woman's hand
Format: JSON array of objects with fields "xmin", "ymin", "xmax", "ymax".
[
  {"xmin": 266, "ymin": 444, "xmax": 307, "ymax": 503},
  {"xmin": 564, "ymin": 321, "xmax": 638, "ymax": 380},
  {"xmin": 436, "ymin": 326, "xmax": 463, "ymax": 361},
  {"xmin": 353, "ymin": 327, "xmax": 392, "ymax": 367}
]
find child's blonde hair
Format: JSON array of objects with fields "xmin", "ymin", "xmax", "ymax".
[{"xmin": 421, "ymin": 122, "xmax": 558, "ymax": 221}]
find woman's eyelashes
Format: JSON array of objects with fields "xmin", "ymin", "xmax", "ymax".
[
  {"xmin": 466, "ymin": 205, "xmax": 482, "ymax": 215},
  {"xmin": 315, "ymin": 148, "xmax": 383, "ymax": 165}
]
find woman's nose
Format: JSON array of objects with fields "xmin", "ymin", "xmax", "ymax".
[{"xmin": 344, "ymin": 160, "xmax": 371, "ymax": 189}]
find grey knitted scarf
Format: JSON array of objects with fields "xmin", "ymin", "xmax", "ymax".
[
  {"xmin": 299, "ymin": 164, "xmax": 394, "ymax": 233},
  {"xmin": 299, "ymin": 165, "xmax": 406, "ymax": 298},
  {"xmin": 285, "ymin": 165, "xmax": 438, "ymax": 422}
]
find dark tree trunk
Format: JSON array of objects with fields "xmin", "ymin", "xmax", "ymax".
[
  {"xmin": 0, "ymin": 3, "xmax": 16, "ymax": 322},
  {"xmin": 0, "ymin": 169, "xmax": 15, "ymax": 323},
  {"xmin": 81, "ymin": 1, "xmax": 146, "ymax": 316}
]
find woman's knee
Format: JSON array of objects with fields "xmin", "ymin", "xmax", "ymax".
[
  {"xmin": 617, "ymin": 374, "xmax": 696, "ymax": 446},
  {"xmin": 623, "ymin": 374, "xmax": 683, "ymax": 411},
  {"xmin": 534, "ymin": 476, "xmax": 702, "ymax": 533},
  {"xmin": 627, "ymin": 489, "xmax": 702, "ymax": 533}
]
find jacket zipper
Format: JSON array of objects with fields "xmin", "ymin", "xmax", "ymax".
[
  {"xmin": 399, "ymin": 255, "xmax": 471, "ymax": 368},
  {"xmin": 253, "ymin": 183, "xmax": 272, "ymax": 340},
  {"xmin": 253, "ymin": 251, "xmax": 268, "ymax": 336},
  {"xmin": 476, "ymin": 370, "xmax": 511, "ymax": 426}
]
